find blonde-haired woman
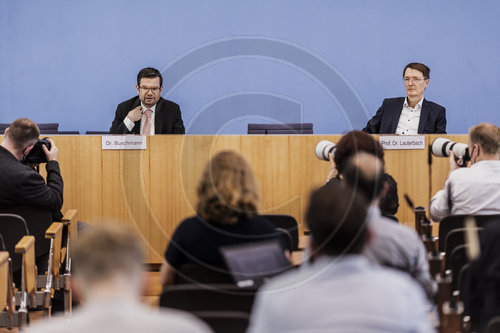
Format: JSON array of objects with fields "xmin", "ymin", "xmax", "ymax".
[{"xmin": 160, "ymin": 150, "xmax": 283, "ymax": 288}]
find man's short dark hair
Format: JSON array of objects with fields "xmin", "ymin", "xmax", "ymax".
[
  {"xmin": 343, "ymin": 153, "xmax": 386, "ymax": 203},
  {"xmin": 470, "ymin": 123, "xmax": 500, "ymax": 155},
  {"xmin": 334, "ymin": 130, "xmax": 384, "ymax": 175},
  {"xmin": 137, "ymin": 67, "xmax": 163, "ymax": 87},
  {"xmin": 6, "ymin": 118, "xmax": 39, "ymax": 150},
  {"xmin": 306, "ymin": 182, "xmax": 368, "ymax": 256},
  {"xmin": 403, "ymin": 63, "xmax": 430, "ymax": 79}
]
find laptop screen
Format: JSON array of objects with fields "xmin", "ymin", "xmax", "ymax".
[{"xmin": 220, "ymin": 240, "xmax": 292, "ymax": 288}]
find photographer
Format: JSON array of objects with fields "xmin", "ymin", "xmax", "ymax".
[
  {"xmin": 0, "ymin": 118, "xmax": 63, "ymax": 220},
  {"xmin": 430, "ymin": 123, "xmax": 500, "ymax": 221}
]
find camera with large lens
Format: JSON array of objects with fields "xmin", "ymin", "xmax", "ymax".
[
  {"xmin": 22, "ymin": 138, "xmax": 51, "ymax": 164},
  {"xmin": 431, "ymin": 138, "xmax": 470, "ymax": 167},
  {"xmin": 315, "ymin": 140, "xmax": 336, "ymax": 161}
]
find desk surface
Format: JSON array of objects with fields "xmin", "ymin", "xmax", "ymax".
[{"xmin": 7, "ymin": 134, "xmax": 466, "ymax": 262}]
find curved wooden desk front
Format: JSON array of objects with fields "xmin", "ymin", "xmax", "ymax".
[{"xmin": 18, "ymin": 134, "xmax": 468, "ymax": 262}]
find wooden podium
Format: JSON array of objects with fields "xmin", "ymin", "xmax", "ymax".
[{"xmin": 28, "ymin": 134, "xmax": 468, "ymax": 262}]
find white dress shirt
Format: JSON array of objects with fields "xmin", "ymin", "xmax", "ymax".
[
  {"xmin": 430, "ymin": 160, "xmax": 500, "ymax": 221},
  {"xmin": 248, "ymin": 255, "xmax": 433, "ymax": 333},
  {"xmin": 123, "ymin": 102, "xmax": 156, "ymax": 135},
  {"xmin": 395, "ymin": 97, "xmax": 423, "ymax": 135}
]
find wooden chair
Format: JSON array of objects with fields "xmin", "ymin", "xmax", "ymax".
[
  {"xmin": 0, "ymin": 208, "xmax": 78, "ymax": 317},
  {"xmin": 0, "ymin": 249, "xmax": 27, "ymax": 329},
  {"xmin": 15, "ymin": 235, "xmax": 40, "ymax": 315},
  {"xmin": 37, "ymin": 209, "xmax": 78, "ymax": 315}
]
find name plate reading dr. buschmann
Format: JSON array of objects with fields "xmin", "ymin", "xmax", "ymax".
[
  {"xmin": 379, "ymin": 135, "xmax": 425, "ymax": 150},
  {"xmin": 101, "ymin": 136, "xmax": 147, "ymax": 150}
]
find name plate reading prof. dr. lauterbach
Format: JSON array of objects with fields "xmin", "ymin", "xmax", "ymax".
[
  {"xmin": 101, "ymin": 135, "xmax": 147, "ymax": 150},
  {"xmin": 379, "ymin": 135, "xmax": 425, "ymax": 150}
]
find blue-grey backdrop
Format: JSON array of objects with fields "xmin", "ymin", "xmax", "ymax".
[{"xmin": 1, "ymin": 0, "xmax": 499, "ymax": 134}]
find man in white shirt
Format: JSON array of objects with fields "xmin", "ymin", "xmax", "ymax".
[
  {"xmin": 430, "ymin": 122, "xmax": 500, "ymax": 221},
  {"xmin": 248, "ymin": 181, "xmax": 433, "ymax": 333},
  {"xmin": 363, "ymin": 62, "xmax": 446, "ymax": 134},
  {"xmin": 26, "ymin": 225, "xmax": 211, "ymax": 333},
  {"xmin": 110, "ymin": 67, "xmax": 185, "ymax": 135}
]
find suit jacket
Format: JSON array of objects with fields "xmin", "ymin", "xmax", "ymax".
[
  {"xmin": 110, "ymin": 96, "xmax": 185, "ymax": 134},
  {"xmin": 363, "ymin": 97, "xmax": 446, "ymax": 134},
  {"xmin": 0, "ymin": 146, "xmax": 63, "ymax": 219}
]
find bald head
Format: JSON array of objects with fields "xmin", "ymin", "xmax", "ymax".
[
  {"xmin": 343, "ymin": 152, "xmax": 385, "ymax": 203},
  {"xmin": 469, "ymin": 123, "xmax": 500, "ymax": 156}
]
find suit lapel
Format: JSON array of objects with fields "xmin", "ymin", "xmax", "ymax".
[
  {"xmin": 154, "ymin": 98, "xmax": 164, "ymax": 134},
  {"xmin": 418, "ymin": 99, "xmax": 430, "ymax": 134},
  {"xmin": 132, "ymin": 98, "xmax": 142, "ymax": 134},
  {"xmin": 390, "ymin": 98, "xmax": 405, "ymax": 134}
]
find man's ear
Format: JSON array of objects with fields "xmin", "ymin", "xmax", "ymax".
[
  {"xmin": 136, "ymin": 84, "xmax": 140, "ymax": 95},
  {"xmin": 379, "ymin": 181, "xmax": 389, "ymax": 201},
  {"xmin": 23, "ymin": 143, "xmax": 35, "ymax": 156}
]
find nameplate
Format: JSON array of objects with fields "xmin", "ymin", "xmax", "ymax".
[
  {"xmin": 379, "ymin": 135, "xmax": 425, "ymax": 150},
  {"xmin": 101, "ymin": 136, "xmax": 147, "ymax": 150}
]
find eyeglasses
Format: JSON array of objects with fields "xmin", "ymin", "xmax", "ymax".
[
  {"xmin": 403, "ymin": 77, "xmax": 427, "ymax": 84},
  {"xmin": 139, "ymin": 86, "xmax": 161, "ymax": 93}
]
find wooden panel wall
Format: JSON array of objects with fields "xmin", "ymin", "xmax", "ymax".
[{"xmin": 2, "ymin": 134, "xmax": 468, "ymax": 262}]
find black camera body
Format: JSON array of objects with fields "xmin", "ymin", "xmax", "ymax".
[{"xmin": 22, "ymin": 138, "xmax": 51, "ymax": 165}]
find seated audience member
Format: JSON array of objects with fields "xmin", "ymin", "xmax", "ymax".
[
  {"xmin": 463, "ymin": 221, "xmax": 500, "ymax": 332},
  {"xmin": 160, "ymin": 150, "xmax": 284, "ymax": 288},
  {"xmin": 342, "ymin": 153, "xmax": 435, "ymax": 299},
  {"xmin": 325, "ymin": 130, "xmax": 385, "ymax": 183},
  {"xmin": 0, "ymin": 118, "xmax": 62, "ymax": 220},
  {"xmin": 379, "ymin": 173, "xmax": 399, "ymax": 222},
  {"xmin": 110, "ymin": 67, "xmax": 185, "ymax": 135},
  {"xmin": 363, "ymin": 62, "xmax": 446, "ymax": 134},
  {"xmin": 430, "ymin": 123, "xmax": 500, "ymax": 221},
  {"xmin": 324, "ymin": 131, "xmax": 435, "ymax": 298},
  {"xmin": 26, "ymin": 225, "xmax": 211, "ymax": 333},
  {"xmin": 248, "ymin": 182, "xmax": 433, "ymax": 333}
]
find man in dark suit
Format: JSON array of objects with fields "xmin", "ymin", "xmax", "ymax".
[
  {"xmin": 363, "ymin": 63, "xmax": 446, "ymax": 134},
  {"xmin": 110, "ymin": 67, "xmax": 185, "ymax": 135},
  {"xmin": 0, "ymin": 118, "xmax": 63, "ymax": 219}
]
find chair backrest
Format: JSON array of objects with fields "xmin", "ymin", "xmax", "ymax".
[
  {"xmin": 0, "ymin": 214, "xmax": 29, "ymax": 273},
  {"xmin": 55, "ymin": 131, "xmax": 79, "ymax": 135},
  {"xmin": 45, "ymin": 222, "xmax": 64, "ymax": 278},
  {"xmin": 0, "ymin": 206, "xmax": 52, "ymax": 270},
  {"xmin": 247, "ymin": 123, "xmax": 313, "ymax": 134},
  {"xmin": 37, "ymin": 123, "xmax": 59, "ymax": 134},
  {"xmin": 159, "ymin": 284, "xmax": 257, "ymax": 313},
  {"xmin": 449, "ymin": 244, "xmax": 469, "ymax": 292},
  {"xmin": 438, "ymin": 215, "xmax": 500, "ymax": 252},
  {"xmin": 85, "ymin": 131, "xmax": 110, "ymax": 135},
  {"xmin": 15, "ymin": 236, "xmax": 36, "ymax": 294},
  {"xmin": 444, "ymin": 227, "xmax": 483, "ymax": 263},
  {"xmin": 484, "ymin": 316, "xmax": 500, "ymax": 333},
  {"xmin": 194, "ymin": 311, "xmax": 250, "ymax": 333},
  {"xmin": 173, "ymin": 263, "xmax": 233, "ymax": 285},
  {"xmin": 0, "ymin": 251, "xmax": 10, "ymax": 311},
  {"xmin": 0, "ymin": 123, "xmax": 59, "ymax": 135},
  {"xmin": 261, "ymin": 214, "xmax": 299, "ymax": 251}
]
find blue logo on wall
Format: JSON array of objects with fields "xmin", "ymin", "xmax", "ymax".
[{"xmin": 161, "ymin": 36, "xmax": 368, "ymax": 134}]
